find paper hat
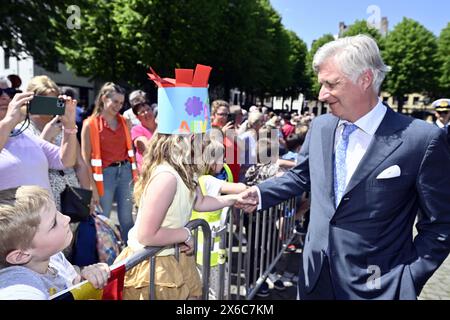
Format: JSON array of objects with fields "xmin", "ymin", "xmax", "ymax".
[{"xmin": 147, "ymin": 64, "xmax": 212, "ymax": 135}]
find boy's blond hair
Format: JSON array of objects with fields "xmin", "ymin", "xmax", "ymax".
[
  {"xmin": 26, "ymin": 75, "xmax": 60, "ymax": 96},
  {"xmin": 0, "ymin": 186, "xmax": 52, "ymax": 267}
]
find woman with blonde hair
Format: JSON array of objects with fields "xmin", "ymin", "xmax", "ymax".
[
  {"xmin": 115, "ymin": 132, "xmax": 240, "ymax": 300},
  {"xmin": 81, "ymin": 82, "xmax": 137, "ymax": 243},
  {"xmin": 24, "ymin": 75, "xmax": 91, "ymax": 212}
]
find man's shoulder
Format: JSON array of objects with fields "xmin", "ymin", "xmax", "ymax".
[
  {"xmin": 395, "ymin": 112, "xmax": 442, "ymax": 136},
  {"xmin": 310, "ymin": 113, "xmax": 336, "ymax": 126}
]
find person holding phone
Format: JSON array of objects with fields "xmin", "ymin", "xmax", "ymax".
[
  {"xmin": 211, "ymin": 100, "xmax": 241, "ymax": 183},
  {"xmin": 22, "ymin": 76, "xmax": 92, "ymax": 214},
  {"xmin": 0, "ymin": 75, "xmax": 77, "ymax": 192}
]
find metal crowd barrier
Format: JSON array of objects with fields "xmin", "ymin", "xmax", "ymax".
[
  {"xmin": 193, "ymin": 197, "xmax": 299, "ymax": 300},
  {"xmin": 50, "ymin": 219, "xmax": 211, "ymax": 300}
]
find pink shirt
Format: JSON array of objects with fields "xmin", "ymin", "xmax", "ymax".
[{"xmin": 131, "ymin": 125, "xmax": 153, "ymax": 172}]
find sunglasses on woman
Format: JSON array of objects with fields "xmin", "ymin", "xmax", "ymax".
[{"xmin": 0, "ymin": 87, "xmax": 20, "ymax": 97}]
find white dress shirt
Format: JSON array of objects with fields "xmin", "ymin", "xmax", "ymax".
[
  {"xmin": 335, "ymin": 99, "xmax": 387, "ymax": 187},
  {"xmin": 255, "ymin": 98, "xmax": 387, "ymax": 209}
]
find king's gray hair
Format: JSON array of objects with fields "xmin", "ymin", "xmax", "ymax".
[{"xmin": 313, "ymin": 34, "xmax": 391, "ymax": 94}]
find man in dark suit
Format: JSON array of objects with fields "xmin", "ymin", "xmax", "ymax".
[
  {"xmin": 235, "ymin": 35, "xmax": 450, "ymax": 300},
  {"xmin": 432, "ymin": 98, "xmax": 450, "ymax": 145}
]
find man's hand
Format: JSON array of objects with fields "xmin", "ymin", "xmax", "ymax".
[{"xmin": 234, "ymin": 186, "xmax": 259, "ymax": 213}]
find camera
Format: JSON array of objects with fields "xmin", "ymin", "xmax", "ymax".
[{"xmin": 28, "ymin": 95, "xmax": 66, "ymax": 115}]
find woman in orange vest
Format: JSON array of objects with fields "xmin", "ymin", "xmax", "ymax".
[{"xmin": 81, "ymin": 82, "xmax": 138, "ymax": 244}]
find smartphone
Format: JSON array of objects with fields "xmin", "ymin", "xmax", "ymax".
[
  {"xmin": 28, "ymin": 95, "xmax": 66, "ymax": 115},
  {"xmin": 227, "ymin": 113, "xmax": 236, "ymax": 124}
]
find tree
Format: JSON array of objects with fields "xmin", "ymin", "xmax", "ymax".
[
  {"xmin": 437, "ymin": 22, "xmax": 450, "ymax": 96},
  {"xmin": 383, "ymin": 18, "xmax": 440, "ymax": 113},
  {"xmin": 343, "ymin": 19, "xmax": 384, "ymax": 50},
  {"xmin": 0, "ymin": 0, "xmax": 76, "ymax": 71},
  {"xmin": 282, "ymin": 31, "xmax": 311, "ymax": 108},
  {"xmin": 306, "ymin": 34, "xmax": 335, "ymax": 99}
]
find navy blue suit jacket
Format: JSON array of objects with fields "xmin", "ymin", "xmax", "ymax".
[{"xmin": 258, "ymin": 107, "xmax": 450, "ymax": 299}]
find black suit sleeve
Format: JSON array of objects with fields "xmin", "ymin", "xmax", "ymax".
[
  {"xmin": 411, "ymin": 129, "xmax": 450, "ymax": 293},
  {"xmin": 258, "ymin": 123, "xmax": 312, "ymax": 210}
]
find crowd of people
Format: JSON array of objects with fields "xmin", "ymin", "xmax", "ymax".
[{"xmin": 0, "ymin": 34, "xmax": 449, "ymax": 300}]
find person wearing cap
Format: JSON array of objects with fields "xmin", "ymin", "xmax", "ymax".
[
  {"xmin": 433, "ymin": 98, "xmax": 450, "ymax": 144},
  {"xmin": 123, "ymin": 90, "xmax": 146, "ymax": 128},
  {"xmin": 236, "ymin": 35, "xmax": 450, "ymax": 300}
]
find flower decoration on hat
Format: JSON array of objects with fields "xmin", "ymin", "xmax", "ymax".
[{"xmin": 147, "ymin": 64, "xmax": 212, "ymax": 134}]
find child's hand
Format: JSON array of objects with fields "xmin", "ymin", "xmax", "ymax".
[
  {"xmin": 81, "ymin": 263, "xmax": 111, "ymax": 289},
  {"xmin": 180, "ymin": 238, "xmax": 195, "ymax": 255}
]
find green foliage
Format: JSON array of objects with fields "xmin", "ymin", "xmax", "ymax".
[
  {"xmin": 55, "ymin": 0, "xmax": 313, "ymax": 101},
  {"xmin": 383, "ymin": 18, "xmax": 440, "ymax": 109},
  {"xmin": 306, "ymin": 34, "xmax": 335, "ymax": 98},
  {"xmin": 437, "ymin": 23, "xmax": 450, "ymax": 96},
  {"xmin": 342, "ymin": 19, "xmax": 384, "ymax": 50},
  {"xmin": 0, "ymin": 0, "xmax": 74, "ymax": 71}
]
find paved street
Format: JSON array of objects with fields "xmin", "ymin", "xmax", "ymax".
[{"xmin": 419, "ymin": 255, "xmax": 450, "ymax": 300}]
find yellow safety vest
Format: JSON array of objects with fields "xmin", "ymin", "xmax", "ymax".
[{"xmin": 191, "ymin": 164, "xmax": 233, "ymax": 266}]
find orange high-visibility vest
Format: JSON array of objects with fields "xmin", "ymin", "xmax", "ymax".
[{"xmin": 86, "ymin": 115, "xmax": 138, "ymax": 197}]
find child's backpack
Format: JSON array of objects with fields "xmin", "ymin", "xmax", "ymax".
[{"xmin": 94, "ymin": 215, "xmax": 124, "ymax": 265}]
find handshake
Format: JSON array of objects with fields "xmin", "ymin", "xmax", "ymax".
[{"xmin": 234, "ymin": 186, "xmax": 260, "ymax": 213}]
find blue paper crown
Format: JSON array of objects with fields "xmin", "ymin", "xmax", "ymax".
[{"xmin": 148, "ymin": 65, "xmax": 212, "ymax": 135}]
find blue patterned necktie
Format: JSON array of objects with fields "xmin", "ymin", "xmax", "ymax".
[{"xmin": 334, "ymin": 123, "xmax": 358, "ymax": 208}]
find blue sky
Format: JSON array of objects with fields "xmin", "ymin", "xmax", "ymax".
[{"xmin": 269, "ymin": 0, "xmax": 450, "ymax": 48}]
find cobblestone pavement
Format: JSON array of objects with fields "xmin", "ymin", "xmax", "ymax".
[{"xmin": 419, "ymin": 255, "xmax": 450, "ymax": 300}]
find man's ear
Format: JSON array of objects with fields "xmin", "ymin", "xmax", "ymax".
[
  {"xmin": 359, "ymin": 69, "xmax": 374, "ymax": 91},
  {"xmin": 5, "ymin": 249, "xmax": 32, "ymax": 265}
]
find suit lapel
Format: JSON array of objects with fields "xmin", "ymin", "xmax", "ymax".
[
  {"xmin": 321, "ymin": 116, "xmax": 339, "ymax": 204},
  {"xmin": 344, "ymin": 107, "xmax": 404, "ymax": 196}
]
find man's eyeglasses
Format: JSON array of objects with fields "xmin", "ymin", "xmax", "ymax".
[
  {"xmin": 0, "ymin": 88, "xmax": 20, "ymax": 97},
  {"xmin": 437, "ymin": 110, "xmax": 449, "ymax": 115},
  {"xmin": 137, "ymin": 107, "xmax": 153, "ymax": 116}
]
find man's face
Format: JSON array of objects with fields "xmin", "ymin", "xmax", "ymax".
[
  {"xmin": 436, "ymin": 110, "xmax": 450, "ymax": 125},
  {"xmin": 214, "ymin": 106, "xmax": 229, "ymax": 127},
  {"xmin": 317, "ymin": 58, "xmax": 364, "ymax": 122}
]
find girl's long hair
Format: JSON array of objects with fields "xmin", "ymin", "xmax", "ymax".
[
  {"xmin": 134, "ymin": 133, "xmax": 203, "ymax": 204},
  {"xmin": 92, "ymin": 82, "xmax": 126, "ymax": 116}
]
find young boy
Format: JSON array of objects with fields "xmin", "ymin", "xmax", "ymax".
[{"xmin": 0, "ymin": 186, "xmax": 110, "ymax": 300}]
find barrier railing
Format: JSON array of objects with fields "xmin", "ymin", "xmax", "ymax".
[
  {"xmin": 198, "ymin": 197, "xmax": 299, "ymax": 300},
  {"xmin": 50, "ymin": 197, "xmax": 300, "ymax": 301},
  {"xmin": 50, "ymin": 219, "xmax": 211, "ymax": 300}
]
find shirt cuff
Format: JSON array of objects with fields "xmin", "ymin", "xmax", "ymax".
[{"xmin": 256, "ymin": 186, "xmax": 262, "ymax": 211}]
